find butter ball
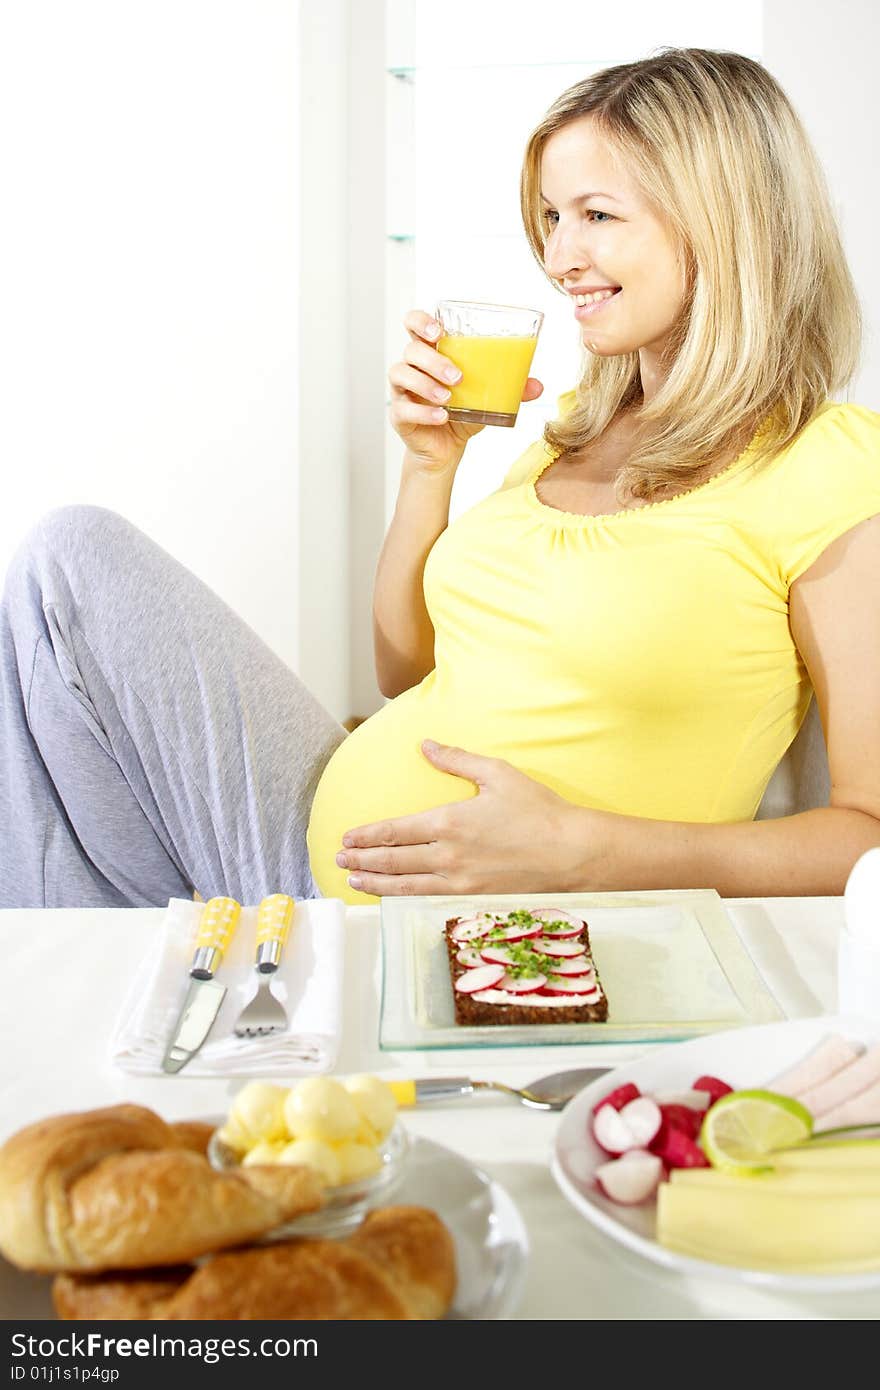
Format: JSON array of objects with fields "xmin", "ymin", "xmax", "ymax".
[
  {"xmin": 344, "ymin": 1074, "xmax": 398, "ymax": 1144},
  {"xmin": 215, "ymin": 1118, "xmax": 250, "ymax": 1154},
  {"xmin": 241, "ymin": 1139, "xmax": 285, "ymax": 1166},
  {"xmin": 277, "ymin": 1136, "xmax": 342, "ymax": 1186},
  {"xmin": 334, "ymin": 1140, "xmax": 383, "ymax": 1184},
  {"xmin": 283, "ymin": 1077, "xmax": 360, "ymax": 1142},
  {"xmin": 227, "ymin": 1081, "xmax": 288, "ymax": 1144}
]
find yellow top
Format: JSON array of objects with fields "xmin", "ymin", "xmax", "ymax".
[{"xmin": 307, "ymin": 397, "xmax": 880, "ymax": 903}]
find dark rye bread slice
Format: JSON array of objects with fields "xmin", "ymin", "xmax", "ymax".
[{"xmin": 446, "ymin": 914, "xmax": 608, "ymax": 1026}]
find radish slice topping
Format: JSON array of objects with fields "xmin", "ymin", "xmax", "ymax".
[
  {"xmin": 491, "ymin": 921, "xmax": 544, "ymax": 942},
  {"xmin": 480, "ymin": 945, "xmax": 515, "ymax": 966},
  {"xmin": 456, "ymin": 946, "xmax": 485, "ymax": 968},
  {"xmin": 541, "ymin": 976, "xmax": 600, "ymax": 995},
  {"xmin": 471, "ymin": 989, "xmax": 596, "ymax": 1006},
  {"xmin": 454, "ymin": 963, "xmax": 506, "ymax": 993},
  {"xmin": 528, "ymin": 908, "xmax": 585, "ymax": 938},
  {"xmin": 450, "ymin": 913, "xmax": 497, "ymax": 942},
  {"xmin": 545, "ymin": 956, "xmax": 594, "ymax": 977},
  {"xmin": 595, "ymin": 1150, "xmax": 664, "ymax": 1206},
  {"xmin": 531, "ymin": 938, "xmax": 586, "ymax": 958},
  {"xmin": 497, "ymin": 972, "xmax": 547, "ymax": 993}
]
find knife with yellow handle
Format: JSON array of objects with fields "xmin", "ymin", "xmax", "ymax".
[{"xmin": 162, "ymin": 896, "xmax": 242, "ymax": 1073}]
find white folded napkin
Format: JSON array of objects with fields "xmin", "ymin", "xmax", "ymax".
[{"xmin": 109, "ymin": 896, "xmax": 345, "ymax": 1076}]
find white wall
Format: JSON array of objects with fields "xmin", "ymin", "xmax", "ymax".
[
  {"xmin": 0, "ymin": 1, "xmax": 318, "ymax": 699},
  {"xmin": 763, "ymin": 0, "xmax": 880, "ymax": 409},
  {"xmin": 3, "ymin": 3, "xmax": 876, "ymax": 730}
]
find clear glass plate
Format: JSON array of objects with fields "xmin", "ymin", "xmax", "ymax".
[
  {"xmin": 207, "ymin": 1121, "xmax": 409, "ymax": 1239},
  {"xmin": 379, "ymin": 889, "xmax": 784, "ymax": 1050}
]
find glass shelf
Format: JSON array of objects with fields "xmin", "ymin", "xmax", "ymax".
[
  {"xmin": 387, "ymin": 59, "xmax": 633, "ymax": 80},
  {"xmin": 387, "ymin": 233, "xmax": 523, "ymax": 242}
]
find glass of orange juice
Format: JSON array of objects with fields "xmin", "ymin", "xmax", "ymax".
[{"xmin": 435, "ymin": 300, "xmax": 544, "ymax": 428}]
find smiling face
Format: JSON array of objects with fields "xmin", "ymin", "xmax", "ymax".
[{"xmin": 540, "ymin": 117, "xmax": 690, "ymax": 393}]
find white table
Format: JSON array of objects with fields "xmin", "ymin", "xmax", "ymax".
[{"xmin": 0, "ymin": 896, "xmax": 875, "ymax": 1321}]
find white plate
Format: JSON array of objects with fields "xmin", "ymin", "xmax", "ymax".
[
  {"xmin": 0, "ymin": 1135, "xmax": 528, "ymax": 1321},
  {"xmin": 552, "ymin": 1013, "xmax": 880, "ymax": 1293}
]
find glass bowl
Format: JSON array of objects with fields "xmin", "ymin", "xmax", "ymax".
[{"xmin": 207, "ymin": 1121, "xmax": 410, "ymax": 1239}]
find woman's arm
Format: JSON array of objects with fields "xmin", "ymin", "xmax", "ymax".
[
  {"xmin": 583, "ymin": 513, "xmax": 880, "ymax": 896},
  {"xmin": 372, "ymin": 460, "xmax": 457, "ymax": 698},
  {"xmin": 374, "ymin": 310, "xmax": 544, "ymax": 699},
  {"xmin": 372, "ymin": 310, "xmax": 474, "ymax": 698},
  {"xmin": 340, "ymin": 515, "xmax": 880, "ymax": 897}
]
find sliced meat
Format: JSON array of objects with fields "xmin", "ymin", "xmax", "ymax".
[
  {"xmin": 798, "ymin": 1043, "xmax": 880, "ymax": 1118},
  {"xmin": 767, "ymin": 1034, "xmax": 862, "ymax": 1099},
  {"xmin": 814, "ymin": 1078, "xmax": 880, "ymax": 1132}
]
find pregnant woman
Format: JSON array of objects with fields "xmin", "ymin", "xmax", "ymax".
[{"xmin": 3, "ymin": 48, "xmax": 880, "ymax": 908}]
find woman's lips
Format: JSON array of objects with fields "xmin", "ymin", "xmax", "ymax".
[{"xmin": 574, "ymin": 288, "xmax": 622, "ymax": 319}]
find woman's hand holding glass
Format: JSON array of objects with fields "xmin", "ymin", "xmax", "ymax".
[{"xmin": 388, "ymin": 310, "xmax": 544, "ymax": 475}]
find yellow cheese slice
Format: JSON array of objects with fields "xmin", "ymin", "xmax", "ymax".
[{"xmin": 656, "ymin": 1181, "xmax": 880, "ymax": 1273}]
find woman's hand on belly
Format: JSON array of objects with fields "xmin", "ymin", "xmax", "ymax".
[{"xmin": 335, "ymin": 740, "xmax": 595, "ymax": 896}]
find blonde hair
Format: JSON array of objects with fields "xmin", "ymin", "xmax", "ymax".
[{"xmin": 520, "ymin": 48, "xmax": 862, "ymax": 500}]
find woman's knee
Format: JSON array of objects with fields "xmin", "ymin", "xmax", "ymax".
[{"xmin": 9, "ymin": 506, "xmax": 141, "ymax": 584}]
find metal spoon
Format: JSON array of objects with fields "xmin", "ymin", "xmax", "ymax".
[{"xmin": 393, "ymin": 1067, "xmax": 611, "ymax": 1113}]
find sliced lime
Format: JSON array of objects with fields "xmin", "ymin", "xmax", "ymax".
[{"xmin": 699, "ymin": 1089, "xmax": 813, "ymax": 1175}]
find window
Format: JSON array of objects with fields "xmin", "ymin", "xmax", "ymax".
[{"xmin": 384, "ymin": 0, "xmax": 763, "ymax": 518}]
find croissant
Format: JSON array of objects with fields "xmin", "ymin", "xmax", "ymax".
[
  {"xmin": 0, "ymin": 1104, "xmax": 323, "ymax": 1273},
  {"xmin": 53, "ymin": 1206, "xmax": 457, "ymax": 1320}
]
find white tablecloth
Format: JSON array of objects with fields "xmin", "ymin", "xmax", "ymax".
[{"xmin": 0, "ymin": 895, "xmax": 875, "ymax": 1321}]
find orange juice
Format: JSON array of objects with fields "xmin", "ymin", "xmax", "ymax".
[{"xmin": 437, "ymin": 333, "xmax": 538, "ymax": 427}]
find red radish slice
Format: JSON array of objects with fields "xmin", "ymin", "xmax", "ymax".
[
  {"xmin": 456, "ymin": 946, "xmax": 484, "ymax": 968},
  {"xmin": 545, "ymin": 956, "xmax": 593, "ymax": 977},
  {"xmin": 692, "ymin": 1074, "xmax": 733, "ymax": 1104},
  {"xmin": 491, "ymin": 921, "xmax": 544, "ymax": 942},
  {"xmin": 454, "ymin": 963, "xmax": 505, "ymax": 994},
  {"xmin": 532, "ymin": 938, "xmax": 586, "ymax": 958},
  {"xmin": 651, "ymin": 1126, "xmax": 709, "ymax": 1169},
  {"xmin": 498, "ymin": 972, "xmax": 547, "ymax": 993},
  {"xmin": 480, "ymin": 945, "xmax": 515, "ymax": 966},
  {"xmin": 528, "ymin": 908, "xmax": 585, "ymax": 938},
  {"xmin": 592, "ymin": 1083, "xmax": 640, "ymax": 1116},
  {"xmin": 592, "ymin": 1104, "xmax": 637, "ymax": 1155},
  {"xmin": 619, "ymin": 1097, "xmax": 663, "ymax": 1147},
  {"xmin": 450, "ymin": 914, "xmax": 496, "ymax": 943},
  {"xmin": 530, "ymin": 907, "xmax": 584, "ymax": 927},
  {"xmin": 593, "ymin": 1097, "xmax": 662, "ymax": 1155},
  {"xmin": 471, "ymin": 989, "xmax": 596, "ymax": 1006},
  {"xmin": 653, "ymin": 1088, "xmax": 711, "ymax": 1111},
  {"xmin": 595, "ymin": 1150, "xmax": 664, "ymax": 1205},
  {"xmin": 654, "ymin": 1103, "xmax": 702, "ymax": 1142},
  {"xmin": 541, "ymin": 976, "xmax": 598, "ymax": 995}
]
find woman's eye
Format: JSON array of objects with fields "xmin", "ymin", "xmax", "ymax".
[
  {"xmin": 586, "ymin": 209, "xmax": 613, "ymax": 223},
  {"xmin": 542, "ymin": 209, "xmax": 559, "ymax": 227}
]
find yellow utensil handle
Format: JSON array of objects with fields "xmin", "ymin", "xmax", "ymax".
[
  {"xmin": 255, "ymin": 893, "xmax": 295, "ymax": 950},
  {"xmin": 388, "ymin": 1080, "xmax": 417, "ymax": 1108},
  {"xmin": 192, "ymin": 897, "xmax": 241, "ymax": 976}
]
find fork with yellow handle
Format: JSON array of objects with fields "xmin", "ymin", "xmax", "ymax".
[{"xmin": 232, "ymin": 894, "xmax": 296, "ymax": 1038}]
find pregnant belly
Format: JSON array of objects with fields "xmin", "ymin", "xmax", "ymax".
[{"xmin": 306, "ymin": 684, "xmax": 481, "ymax": 904}]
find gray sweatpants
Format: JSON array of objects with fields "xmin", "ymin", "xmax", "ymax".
[{"xmin": 0, "ymin": 507, "xmax": 347, "ymax": 907}]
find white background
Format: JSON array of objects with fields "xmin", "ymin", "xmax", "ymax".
[{"xmin": 0, "ymin": 0, "xmax": 877, "ymax": 723}]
